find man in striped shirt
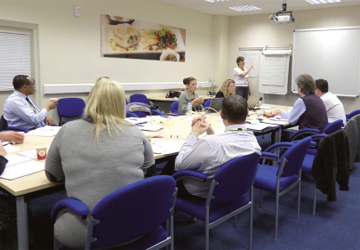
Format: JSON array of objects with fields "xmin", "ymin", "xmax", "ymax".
[{"xmin": 175, "ymin": 95, "xmax": 261, "ymax": 199}]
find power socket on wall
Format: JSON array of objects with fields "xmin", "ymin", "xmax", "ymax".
[{"xmin": 74, "ymin": 6, "xmax": 80, "ymax": 17}]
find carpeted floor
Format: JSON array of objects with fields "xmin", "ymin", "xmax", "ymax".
[{"xmin": 26, "ymin": 133, "xmax": 360, "ymax": 249}]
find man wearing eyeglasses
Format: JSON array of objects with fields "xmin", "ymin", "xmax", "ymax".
[{"xmin": 3, "ymin": 75, "xmax": 58, "ymax": 130}]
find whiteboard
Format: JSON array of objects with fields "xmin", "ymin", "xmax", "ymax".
[
  {"xmin": 258, "ymin": 51, "xmax": 291, "ymax": 95},
  {"xmin": 239, "ymin": 51, "xmax": 259, "ymax": 77},
  {"xmin": 292, "ymin": 27, "xmax": 360, "ymax": 97}
]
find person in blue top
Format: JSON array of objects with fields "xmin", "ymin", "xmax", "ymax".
[
  {"xmin": 3, "ymin": 75, "xmax": 58, "ymax": 130},
  {"xmin": 270, "ymin": 74, "xmax": 328, "ymax": 141}
]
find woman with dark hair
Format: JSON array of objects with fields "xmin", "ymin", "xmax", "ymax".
[
  {"xmin": 178, "ymin": 77, "xmax": 204, "ymax": 113},
  {"xmin": 233, "ymin": 56, "xmax": 253, "ymax": 100}
]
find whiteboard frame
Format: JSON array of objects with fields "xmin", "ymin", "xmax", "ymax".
[{"xmin": 292, "ymin": 26, "xmax": 360, "ymax": 98}]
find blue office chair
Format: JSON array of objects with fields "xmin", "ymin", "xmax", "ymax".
[
  {"xmin": 126, "ymin": 102, "xmax": 163, "ymax": 118},
  {"xmin": 255, "ymin": 137, "xmax": 311, "ymax": 241},
  {"xmin": 172, "ymin": 153, "xmax": 260, "ymax": 250},
  {"xmin": 170, "ymin": 101, "xmax": 183, "ymax": 114},
  {"xmin": 301, "ymin": 128, "xmax": 349, "ymax": 215},
  {"xmin": 204, "ymin": 99, "xmax": 211, "ymax": 108},
  {"xmin": 289, "ymin": 119, "xmax": 343, "ymax": 141},
  {"xmin": 346, "ymin": 109, "xmax": 360, "ymax": 122},
  {"xmin": 0, "ymin": 115, "xmax": 29, "ymax": 132},
  {"xmin": 51, "ymin": 176, "xmax": 177, "ymax": 250},
  {"xmin": 130, "ymin": 93, "xmax": 148, "ymax": 104},
  {"xmin": 57, "ymin": 98, "xmax": 86, "ymax": 125}
]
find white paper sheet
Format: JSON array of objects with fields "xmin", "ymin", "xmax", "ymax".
[
  {"xmin": 152, "ymin": 140, "xmax": 185, "ymax": 154},
  {"xmin": 26, "ymin": 126, "xmax": 62, "ymax": 136},
  {"xmin": 5, "ymin": 154, "xmax": 32, "ymax": 167},
  {"xmin": 137, "ymin": 124, "xmax": 164, "ymax": 132},
  {"xmin": 125, "ymin": 117, "xmax": 148, "ymax": 125},
  {"xmin": 18, "ymin": 149, "xmax": 40, "ymax": 159},
  {"xmin": 4, "ymin": 144, "xmax": 20, "ymax": 153},
  {"xmin": 0, "ymin": 160, "xmax": 44, "ymax": 180}
]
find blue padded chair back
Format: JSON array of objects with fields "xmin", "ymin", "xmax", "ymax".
[
  {"xmin": 323, "ymin": 119, "xmax": 343, "ymax": 135},
  {"xmin": 278, "ymin": 137, "xmax": 311, "ymax": 177},
  {"xmin": 204, "ymin": 99, "xmax": 211, "ymax": 108},
  {"xmin": 347, "ymin": 109, "xmax": 360, "ymax": 121},
  {"xmin": 57, "ymin": 98, "xmax": 85, "ymax": 117},
  {"xmin": 170, "ymin": 101, "xmax": 179, "ymax": 113},
  {"xmin": 212, "ymin": 153, "xmax": 259, "ymax": 204},
  {"xmin": 130, "ymin": 94, "xmax": 148, "ymax": 104},
  {"xmin": 90, "ymin": 176, "xmax": 176, "ymax": 249}
]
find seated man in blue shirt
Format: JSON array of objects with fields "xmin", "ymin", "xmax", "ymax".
[
  {"xmin": 271, "ymin": 74, "xmax": 327, "ymax": 131},
  {"xmin": 4, "ymin": 75, "xmax": 58, "ymax": 130},
  {"xmin": 270, "ymin": 74, "xmax": 328, "ymax": 141}
]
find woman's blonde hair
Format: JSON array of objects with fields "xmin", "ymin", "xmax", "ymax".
[
  {"xmin": 218, "ymin": 79, "xmax": 236, "ymax": 97},
  {"xmin": 84, "ymin": 78, "xmax": 128, "ymax": 141}
]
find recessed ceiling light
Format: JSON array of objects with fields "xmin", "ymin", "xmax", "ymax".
[
  {"xmin": 205, "ymin": 0, "xmax": 229, "ymax": 3},
  {"xmin": 305, "ymin": 0, "xmax": 341, "ymax": 5},
  {"xmin": 229, "ymin": 5, "xmax": 261, "ymax": 12}
]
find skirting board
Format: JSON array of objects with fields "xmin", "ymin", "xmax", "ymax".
[{"xmin": 43, "ymin": 81, "xmax": 212, "ymax": 95}]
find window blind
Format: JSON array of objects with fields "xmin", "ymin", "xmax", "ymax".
[{"xmin": 0, "ymin": 30, "xmax": 31, "ymax": 91}]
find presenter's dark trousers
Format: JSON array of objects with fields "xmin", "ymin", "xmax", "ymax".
[{"xmin": 236, "ymin": 86, "xmax": 249, "ymax": 100}]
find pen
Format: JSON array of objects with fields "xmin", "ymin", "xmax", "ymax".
[{"xmin": 2, "ymin": 142, "xmax": 15, "ymax": 146}]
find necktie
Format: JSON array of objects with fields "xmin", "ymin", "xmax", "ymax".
[{"xmin": 25, "ymin": 97, "xmax": 38, "ymax": 114}]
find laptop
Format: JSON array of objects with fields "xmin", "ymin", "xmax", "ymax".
[
  {"xmin": 206, "ymin": 98, "xmax": 223, "ymax": 113},
  {"xmin": 247, "ymin": 96, "xmax": 260, "ymax": 110}
]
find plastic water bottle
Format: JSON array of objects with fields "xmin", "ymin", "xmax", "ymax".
[{"xmin": 186, "ymin": 101, "xmax": 192, "ymax": 115}]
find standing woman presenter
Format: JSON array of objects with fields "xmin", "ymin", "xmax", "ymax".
[{"xmin": 233, "ymin": 56, "xmax": 253, "ymax": 100}]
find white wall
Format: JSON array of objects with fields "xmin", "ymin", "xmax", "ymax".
[
  {"xmin": 0, "ymin": 0, "xmax": 213, "ymax": 118},
  {"xmin": 228, "ymin": 5, "xmax": 360, "ymax": 113}
]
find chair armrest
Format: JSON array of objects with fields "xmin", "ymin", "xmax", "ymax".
[
  {"xmin": 260, "ymin": 152, "xmax": 279, "ymax": 161},
  {"xmin": 265, "ymin": 142, "xmax": 293, "ymax": 153},
  {"xmin": 289, "ymin": 128, "xmax": 320, "ymax": 141},
  {"xmin": 151, "ymin": 110, "xmax": 164, "ymax": 116},
  {"xmin": 311, "ymin": 133, "xmax": 327, "ymax": 140},
  {"xmin": 172, "ymin": 170, "xmax": 207, "ymax": 182},
  {"xmin": 6, "ymin": 126, "xmax": 30, "ymax": 133},
  {"xmin": 291, "ymin": 139, "xmax": 317, "ymax": 147},
  {"xmin": 126, "ymin": 112, "xmax": 139, "ymax": 118},
  {"xmin": 50, "ymin": 198, "xmax": 89, "ymax": 220}
]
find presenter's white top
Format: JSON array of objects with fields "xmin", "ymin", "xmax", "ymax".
[
  {"xmin": 233, "ymin": 67, "xmax": 248, "ymax": 87},
  {"xmin": 320, "ymin": 92, "xmax": 346, "ymax": 124}
]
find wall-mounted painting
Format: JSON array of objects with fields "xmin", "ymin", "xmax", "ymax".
[{"xmin": 101, "ymin": 14, "xmax": 186, "ymax": 62}]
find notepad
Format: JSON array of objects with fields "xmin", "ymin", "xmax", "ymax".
[{"xmin": 1, "ymin": 155, "xmax": 45, "ymax": 180}]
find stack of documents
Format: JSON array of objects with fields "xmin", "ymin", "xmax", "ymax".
[
  {"xmin": 1, "ymin": 154, "xmax": 44, "ymax": 180},
  {"xmin": 262, "ymin": 117, "xmax": 289, "ymax": 125}
]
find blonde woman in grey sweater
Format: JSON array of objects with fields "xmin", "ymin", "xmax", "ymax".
[{"xmin": 45, "ymin": 78, "xmax": 154, "ymax": 249}]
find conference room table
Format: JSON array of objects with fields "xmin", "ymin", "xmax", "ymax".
[{"xmin": 0, "ymin": 104, "xmax": 291, "ymax": 249}]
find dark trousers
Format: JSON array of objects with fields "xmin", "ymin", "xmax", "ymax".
[
  {"xmin": 236, "ymin": 86, "xmax": 249, "ymax": 100},
  {"xmin": 160, "ymin": 157, "xmax": 203, "ymax": 200}
]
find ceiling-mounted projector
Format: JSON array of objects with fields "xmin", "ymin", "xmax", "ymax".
[{"xmin": 269, "ymin": 0, "xmax": 295, "ymax": 24}]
